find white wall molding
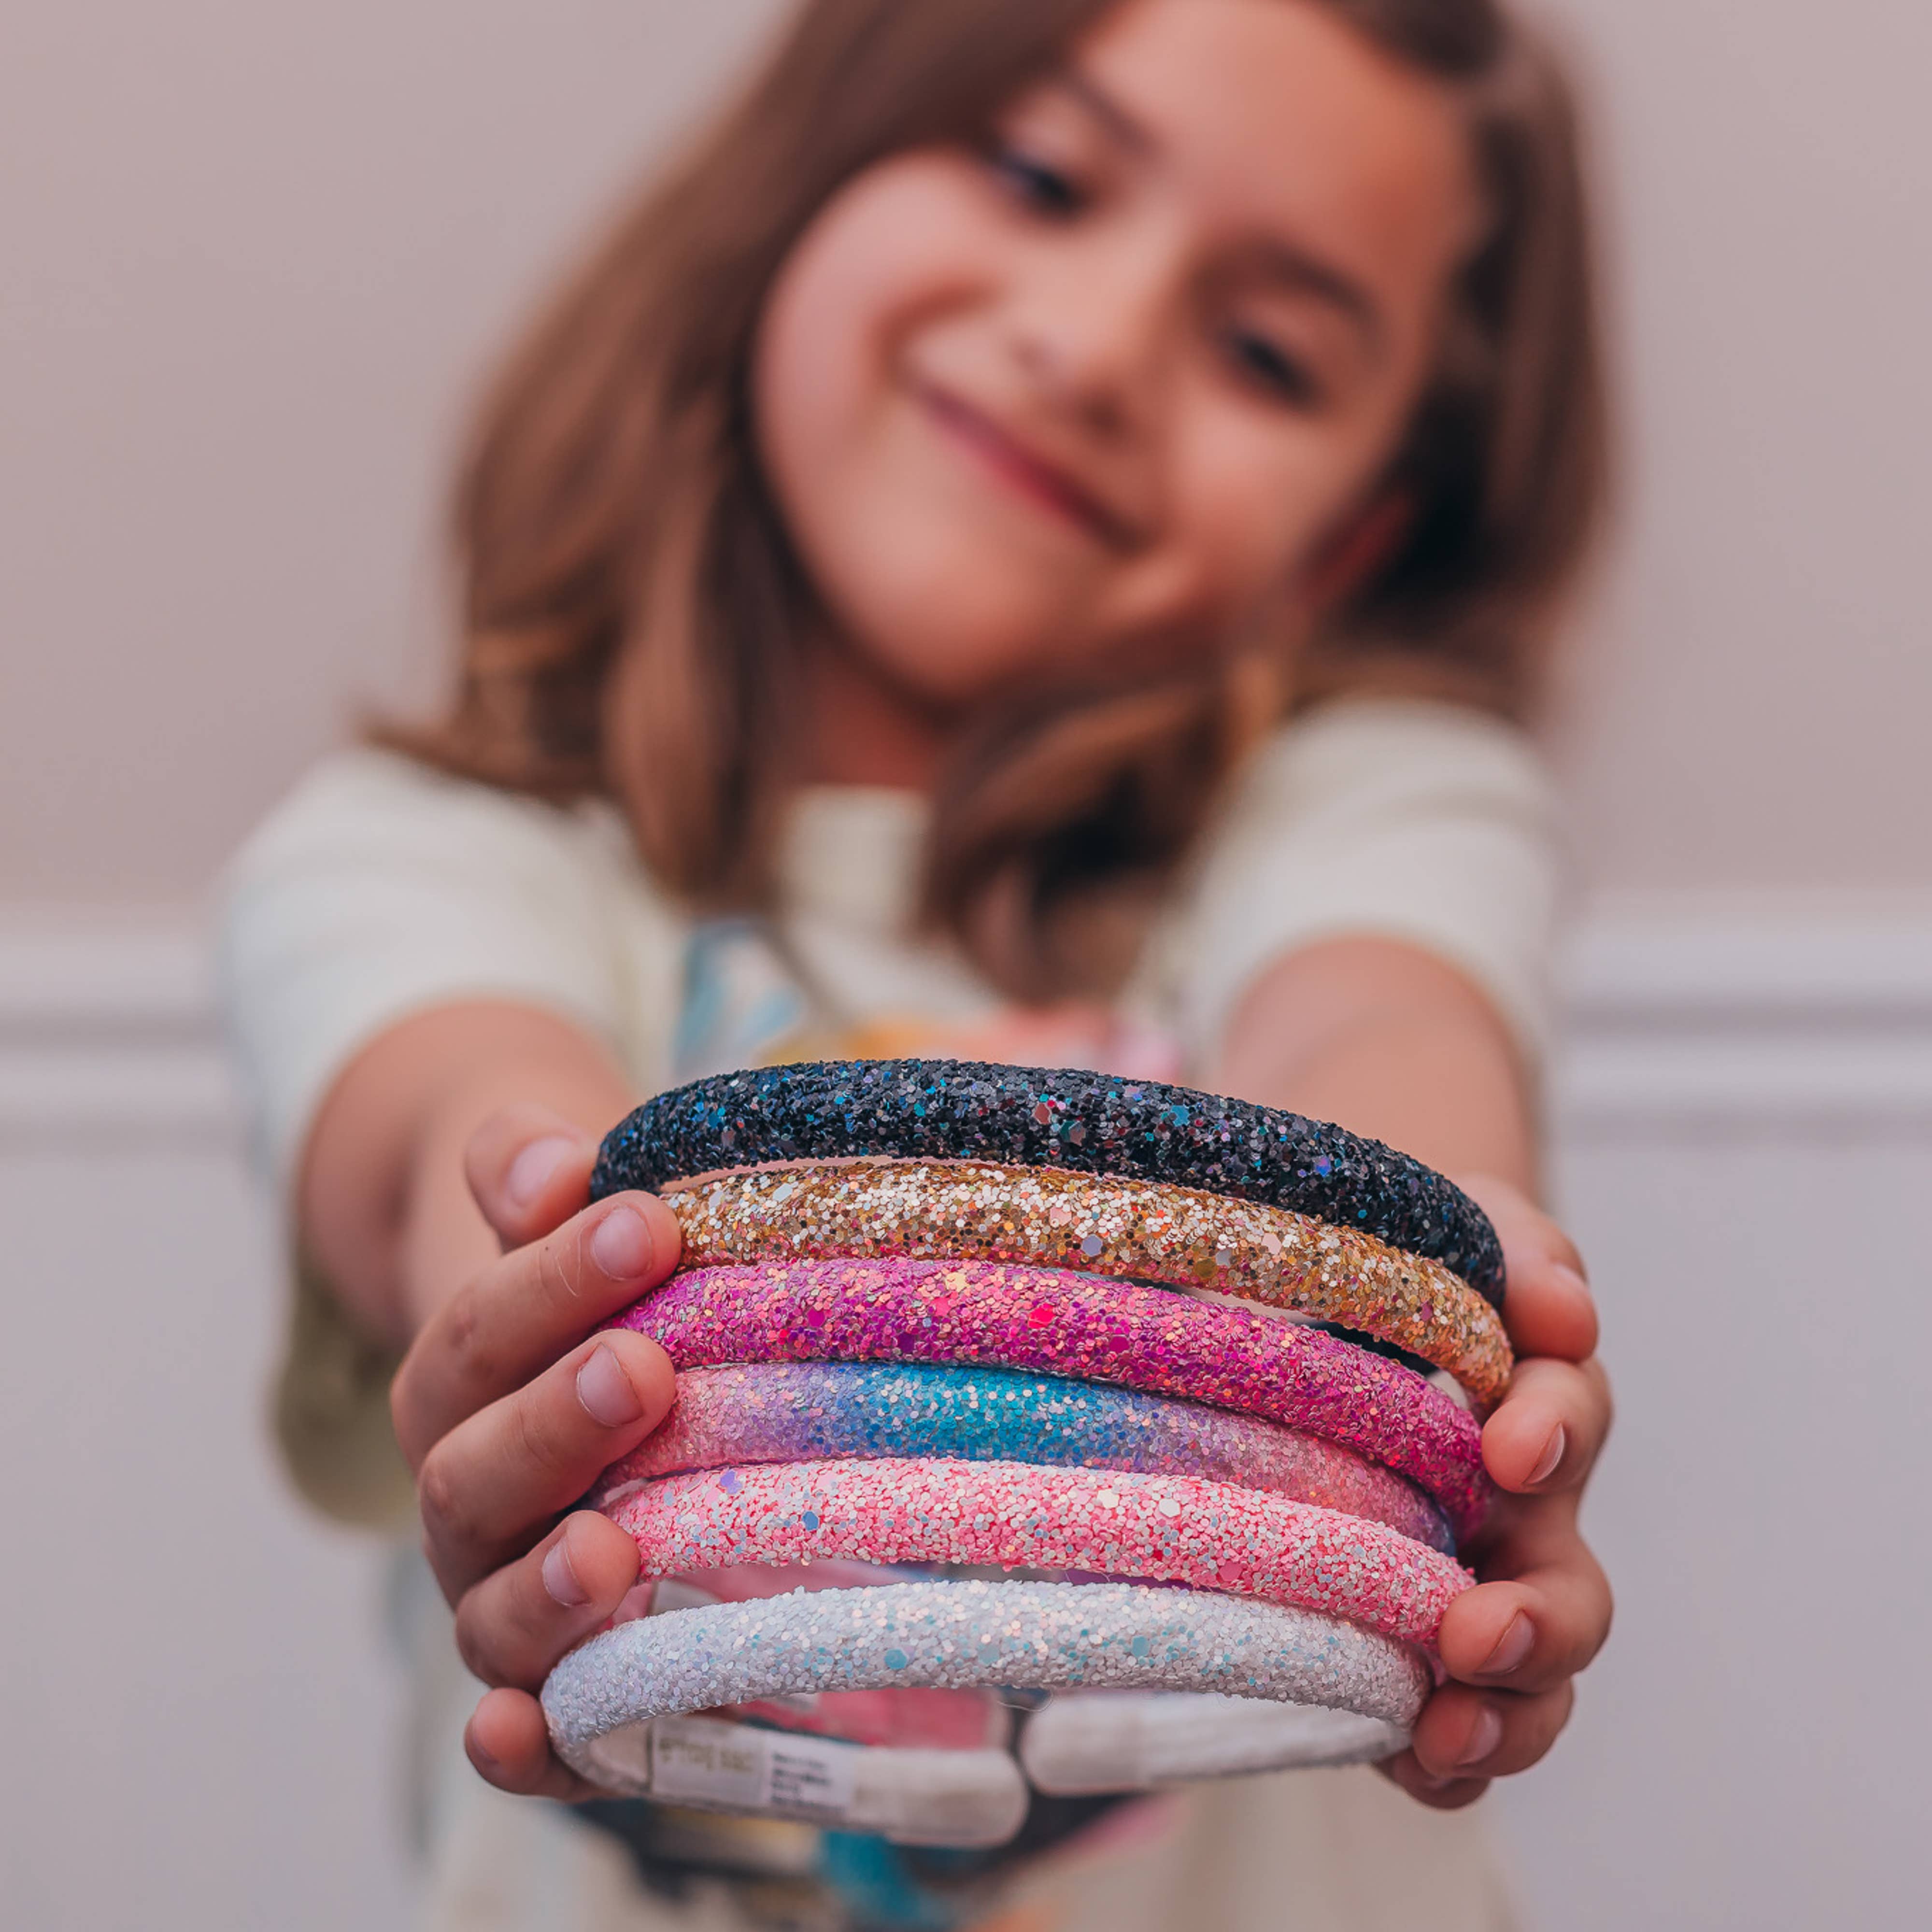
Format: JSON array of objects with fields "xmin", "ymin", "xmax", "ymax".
[
  {"xmin": 1556, "ymin": 901, "xmax": 1932, "ymax": 1136},
  {"xmin": 0, "ymin": 915, "xmax": 238, "ymax": 1144},
  {"xmin": 5, "ymin": 899, "xmax": 1932, "ymax": 1145}
]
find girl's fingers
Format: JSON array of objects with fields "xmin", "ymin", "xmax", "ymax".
[
  {"xmin": 1405, "ymin": 1679, "xmax": 1577, "ymax": 1787},
  {"xmin": 417, "ymin": 1330, "xmax": 674, "ymax": 1600},
  {"xmin": 467, "ymin": 1687, "xmax": 606, "ymax": 1802},
  {"xmin": 392, "ymin": 1187, "xmax": 682, "ymax": 1469},
  {"xmin": 1377, "ymin": 1751, "xmax": 1490, "ymax": 1811},
  {"xmin": 1481, "ymin": 1355, "xmax": 1613, "ymax": 1497},
  {"xmin": 1455, "ymin": 1173, "xmax": 1599, "ymax": 1362},
  {"xmin": 462, "ymin": 1106, "xmax": 600, "ymax": 1252},
  {"xmin": 1438, "ymin": 1493, "xmax": 1613, "ymax": 1696},
  {"xmin": 455, "ymin": 1511, "xmax": 642, "ymax": 1691},
  {"xmin": 1367, "ymin": 1183, "xmax": 1608, "ymax": 1811}
]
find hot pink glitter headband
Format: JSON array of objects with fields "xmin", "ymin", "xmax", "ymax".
[
  {"xmin": 601, "ymin": 1457, "xmax": 1470, "ymax": 1652},
  {"xmin": 664, "ymin": 1160, "xmax": 1511, "ymax": 1409},
  {"xmin": 608, "ymin": 1258, "xmax": 1493, "ymax": 1540}
]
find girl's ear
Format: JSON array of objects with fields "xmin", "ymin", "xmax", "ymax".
[{"xmin": 1301, "ymin": 490, "xmax": 1415, "ymax": 619}]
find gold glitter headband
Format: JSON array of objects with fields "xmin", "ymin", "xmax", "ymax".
[{"xmin": 662, "ymin": 1158, "xmax": 1513, "ymax": 1411}]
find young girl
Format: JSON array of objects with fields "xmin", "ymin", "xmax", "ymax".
[{"xmin": 221, "ymin": 1, "xmax": 1612, "ymax": 1926}]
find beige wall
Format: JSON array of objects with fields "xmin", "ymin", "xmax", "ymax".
[
  {"xmin": 1547, "ymin": 0, "xmax": 1932, "ymax": 892},
  {"xmin": 0, "ymin": 0, "xmax": 787, "ymax": 902},
  {"xmin": 4, "ymin": 0, "xmax": 1930, "ymax": 905}
]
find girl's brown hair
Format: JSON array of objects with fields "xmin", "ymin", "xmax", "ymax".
[{"xmin": 386, "ymin": 0, "xmax": 1606, "ymax": 1002}]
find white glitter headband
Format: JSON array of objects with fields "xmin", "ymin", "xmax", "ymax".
[{"xmin": 544, "ymin": 1578, "xmax": 1429, "ymax": 1831}]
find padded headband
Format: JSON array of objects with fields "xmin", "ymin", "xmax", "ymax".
[{"xmin": 594, "ymin": 1059, "xmax": 1503, "ymax": 1298}]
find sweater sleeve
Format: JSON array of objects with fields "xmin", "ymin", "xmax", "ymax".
[
  {"xmin": 213, "ymin": 749, "xmax": 664, "ymax": 1530},
  {"xmin": 1165, "ymin": 698, "xmax": 1564, "ymax": 1072},
  {"xmin": 215, "ymin": 748, "xmax": 640, "ymax": 1205}
]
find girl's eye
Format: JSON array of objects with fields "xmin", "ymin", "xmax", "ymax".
[
  {"xmin": 1224, "ymin": 327, "xmax": 1322, "ymax": 409},
  {"xmin": 989, "ymin": 145, "xmax": 1085, "ymax": 219}
]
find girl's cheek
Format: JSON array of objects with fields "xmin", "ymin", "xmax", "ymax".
[
  {"xmin": 1172, "ymin": 402, "xmax": 1397, "ymax": 619},
  {"xmin": 1168, "ymin": 461, "xmax": 1326, "ymax": 624},
  {"xmin": 756, "ymin": 167, "xmax": 1009, "ymax": 510}
]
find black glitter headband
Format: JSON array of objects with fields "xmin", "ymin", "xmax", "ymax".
[{"xmin": 593, "ymin": 1059, "xmax": 1504, "ymax": 1302}]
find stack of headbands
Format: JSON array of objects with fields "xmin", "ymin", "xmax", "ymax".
[{"xmin": 542, "ymin": 1060, "xmax": 1510, "ymax": 1850}]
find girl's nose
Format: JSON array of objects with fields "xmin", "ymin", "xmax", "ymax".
[{"xmin": 1004, "ymin": 228, "xmax": 1178, "ymax": 439}]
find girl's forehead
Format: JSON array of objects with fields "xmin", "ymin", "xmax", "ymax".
[{"xmin": 1070, "ymin": 0, "xmax": 1479, "ymax": 299}]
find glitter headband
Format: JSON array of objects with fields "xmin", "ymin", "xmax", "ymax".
[
  {"xmin": 616, "ymin": 1584, "xmax": 1403, "ymax": 1810},
  {"xmin": 637, "ymin": 1564, "xmax": 1016, "ymax": 1752},
  {"xmin": 609, "ymin": 1258, "xmax": 1493, "ymax": 1540},
  {"xmin": 664, "ymin": 1161, "xmax": 1511, "ymax": 1410},
  {"xmin": 602, "ymin": 1458, "xmax": 1470, "ymax": 1650},
  {"xmin": 594, "ymin": 1059, "xmax": 1504, "ymax": 1300},
  {"xmin": 576, "ymin": 1575, "xmax": 1408, "ymax": 1817},
  {"xmin": 543, "ymin": 1580, "xmax": 1431, "ymax": 1800},
  {"xmin": 591, "ymin": 1362, "xmax": 1454, "ymax": 1554},
  {"xmin": 633, "ymin": 1572, "xmax": 1406, "ymax": 1781}
]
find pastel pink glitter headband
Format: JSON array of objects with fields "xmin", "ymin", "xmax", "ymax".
[
  {"xmin": 598, "ymin": 1456, "xmax": 1470, "ymax": 1652},
  {"xmin": 608, "ymin": 1257, "xmax": 1494, "ymax": 1539},
  {"xmin": 664, "ymin": 1160, "xmax": 1511, "ymax": 1410}
]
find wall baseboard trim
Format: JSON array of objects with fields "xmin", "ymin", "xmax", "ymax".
[
  {"xmin": 1556, "ymin": 907, "xmax": 1932, "ymax": 1137},
  {"xmin": 0, "ymin": 918, "xmax": 237, "ymax": 1144},
  {"xmin": 4, "ymin": 903, "xmax": 1931, "ymax": 1145}
]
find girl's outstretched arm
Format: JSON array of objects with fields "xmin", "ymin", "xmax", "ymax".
[
  {"xmin": 298, "ymin": 1000, "xmax": 642, "ymax": 1346},
  {"xmin": 309, "ymin": 949, "xmax": 1609, "ymax": 1807},
  {"xmin": 1214, "ymin": 935, "xmax": 1612, "ymax": 1809},
  {"xmin": 298, "ymin": 1002, "xmax": 687, "ymax": 1800}
]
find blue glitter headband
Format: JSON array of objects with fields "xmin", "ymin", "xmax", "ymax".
[
  {"xmin": 592, "ymin": 1059, "xmax": 1503, "ymax": 1300},
  {"xmin": 589, "ymin": 1362, "xmax": 1455, "ymax": 1554}
]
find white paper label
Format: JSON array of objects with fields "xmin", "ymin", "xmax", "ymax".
[
  {"xmin": 648, "ymin": 1717, "xmax": 859, "ymax": 1822},
  {"xmin": 649, "ymin": 1717, "xmax": 767, "ymax": 1808},
  {"xmin": 764, "ymin": 1736, "xmax": 857, "ymax": 1818}
]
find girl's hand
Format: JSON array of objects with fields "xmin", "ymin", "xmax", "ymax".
[
  {"xmin": 387, "ymin": 1107, "xmax": 683, "ymax": 1801},
  {"xmin": 1380, "ymin": 1177, "xmax": 1613, "ymax": 1808},
  {"xmin": 389, "ymin": 1114, "xmax": 1609, "ymax": 1806}
]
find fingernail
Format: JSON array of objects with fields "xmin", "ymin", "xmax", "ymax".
[
  {"xmin": 1550, "ymin": 1262, "xmax": 1591, "ymax": 1302},
  {"xmin": 1479, "ymin": 1612, "xmax": 1535, "ymax": 1677},
  {"xmin": 1457, "ymin": 1705, "xmax": 1504, "ymax": 1769},
  {"xmin": 542, "ymin": 1535, "xmax": 590, "ymax": 1608},
  {"xmin": 1527, "ymin": 1424, "xmax": 1567, "ymax": 1487},
  {"xmin": 507, "ymin": 1136, "xmax": 578, "ymax": 1208},
  {"xmin": 589, "ymin": 1205, "xmax": 654, "ymax": 1281},
  {"xmin": 577, "ymin": 1344, "xmax": 645, "ymax": 1428}
]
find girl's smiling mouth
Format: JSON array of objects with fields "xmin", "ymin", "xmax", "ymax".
[{"xmin": 914, "ymin": 381, "xmax": 1144, "ymax": 552}]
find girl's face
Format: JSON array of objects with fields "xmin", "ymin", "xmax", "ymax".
[{"xmin": 754, "ymin": 0, "xmax": 1477, "ymax": 716}]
